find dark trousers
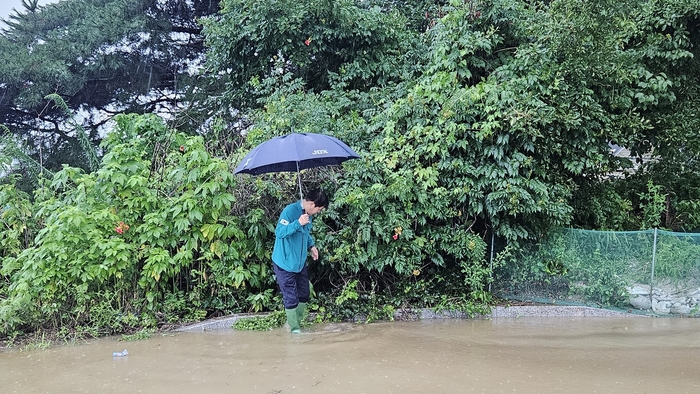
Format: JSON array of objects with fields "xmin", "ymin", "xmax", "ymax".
[{"xmin": 272, "ymin": 262, "xmax": 310, "ymax": 309}]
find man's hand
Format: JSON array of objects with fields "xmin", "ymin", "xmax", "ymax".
[
  {"xmin": 299, "ymin": 213, "xmax": 310, "ymax": 226},
  {"xmin": 309, "ymin": 246, "xmax": 319, "ymax": 261}
]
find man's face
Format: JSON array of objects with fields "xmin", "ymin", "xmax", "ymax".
[{"xmin": 306, "ymin": 202, "xmax": 325, "ymax": 216}]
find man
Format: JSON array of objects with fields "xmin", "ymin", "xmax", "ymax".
[{"xmin": 272, "ymin": 188, "xmax": 328, "ymax": 333}]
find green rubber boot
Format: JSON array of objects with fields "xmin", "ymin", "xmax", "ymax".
[
  {"xmin": 285, "ymin": 308, "xmax": 301, "ymax": 334},
  {"xmin": 296, "ymin": 302, "xmax": 307, "ymax": 325}
]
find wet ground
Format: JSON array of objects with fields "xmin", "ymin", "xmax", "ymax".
[{"xmin": 1, "ymin": 317, "xmax": 699, "ymax": 394}]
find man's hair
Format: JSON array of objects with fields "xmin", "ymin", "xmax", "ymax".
[{"xmin": 304, "ymin": 188, "xmax": 328, "ymax": 208}]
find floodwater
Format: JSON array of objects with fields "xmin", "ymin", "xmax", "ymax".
[{"xmin": 1, "ymin": 317, "xmax": 699, "ymax": 394}]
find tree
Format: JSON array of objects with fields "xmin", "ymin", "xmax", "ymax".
[
  {"xmin": 200, "ymin": 0, "xmax": 700, "ymax": 281},
  {"xmin": 198, "ymin": 0, "xmax": 426, "ymax": 117},
  {"xmin": 563, "ymin": 0, "xmax": 700, "ymax": 230},
  {"xmin": 0, "ymin": 0, "xmax": 220, "ymax": 178}
]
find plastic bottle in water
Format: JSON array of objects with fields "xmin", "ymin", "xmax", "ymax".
[{"xmin": 112, "ymin": 349, "xmax": 129, "ymax": 357}]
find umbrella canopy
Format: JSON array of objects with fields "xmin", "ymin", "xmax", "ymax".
[
  {"xmin": 234, "ymin": 133, "xmax": 360, "ymax": 176},
  {"xmin": 234, "ymin": 132, "xmax": 360, "ymax": 203}
]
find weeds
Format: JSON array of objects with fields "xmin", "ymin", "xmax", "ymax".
[
  {"xmin": 121, "ymin": 328, "xmax": 155, "ymax": 341},
  {"xmin": 233, "ymin": 311, "xmax": 286, "ymax": 331}
]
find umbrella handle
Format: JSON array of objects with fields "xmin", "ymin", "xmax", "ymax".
[
  {"xmin": 297, "ymin": 162, "xmax": 306, "ymax": 264},
  {"xmin": 296, "ymin": 162, "xmax": 304, "ymax": 206}
]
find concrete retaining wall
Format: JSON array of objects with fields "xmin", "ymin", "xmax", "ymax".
[{"xmin": 175, "ymin": 305, "xmax": 642, "ymax": 332}]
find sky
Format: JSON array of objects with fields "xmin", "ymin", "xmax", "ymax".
[{"xmin": 1, "ymin": 0, "xmax": 58, "ymax": 23}]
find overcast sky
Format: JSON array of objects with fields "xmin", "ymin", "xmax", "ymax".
[{"xmin": 1, "ymin": 0, "xmax": 58, "ymax": 24}]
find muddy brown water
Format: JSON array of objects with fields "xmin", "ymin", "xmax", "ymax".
[{"xmin": 1, "ymin": 317, "xmax": 699, "ymax": 394}]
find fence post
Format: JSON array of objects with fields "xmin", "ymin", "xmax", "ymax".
[
  {"xmin": 489, "ymin": 230, "xmax": 494, "ymax": 292},
  {"xmin": 649, "ymin": 227, "xmax": 658, "ymax": 306}
]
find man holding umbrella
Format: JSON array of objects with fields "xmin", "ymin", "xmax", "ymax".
[
  {"xmin": 272, "ymin": 188, "xmax": 328, "ymax": 334},
  {"xmin": 233, "ymin": 132, "xmax": 359, "ymax": 333}
]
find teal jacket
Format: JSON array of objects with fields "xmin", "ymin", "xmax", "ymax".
[{"xmin": 272, "ymin": 200, "xmax": 315, "ymax": 273}]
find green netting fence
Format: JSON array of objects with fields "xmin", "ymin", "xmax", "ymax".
[{"xmin": 492, "ymin": 228, "xmax": 700, "ymax": 316}]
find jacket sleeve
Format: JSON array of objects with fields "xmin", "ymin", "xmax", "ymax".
[{"xmin": 275, "ymin": 207, "xmax": 301, "ymax": 239}]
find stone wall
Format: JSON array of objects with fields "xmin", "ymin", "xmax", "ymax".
[{"xmin": 628, "ymin": 284, "xmax": 700, "ymax": 315}]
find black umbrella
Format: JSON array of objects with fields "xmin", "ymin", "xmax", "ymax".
[{"xmin": 234, "ymin": 132, "xmax": 360, "ymax": 203}]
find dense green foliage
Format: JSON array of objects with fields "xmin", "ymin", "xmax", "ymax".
[
  {"xmin": 2, "ymin": 0, "xmax": 700, "ymax": 342},
  {"xmin": 1, "ymin": 114, "xmax": 276, "ymax": 337}
]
